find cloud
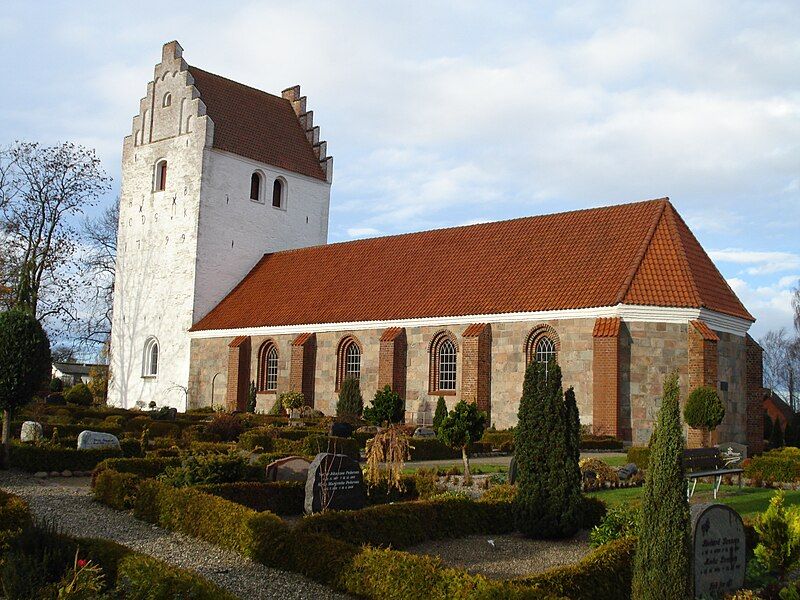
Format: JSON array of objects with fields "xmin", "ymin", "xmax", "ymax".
[
  {"xmin": 709, "ymin": 249, "xmax": 800, "ymax": 275},
  {"xmin": 728, "ymin": 276, "xmax": 796, "ymax": 337},
  {"xmin": 345, "ymin": 227, "xmax": 381, "ymax": 238}
]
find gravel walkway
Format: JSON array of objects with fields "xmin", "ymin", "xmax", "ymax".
[
  {"xmin": 408, "ymin": 532, "xmax": 591, "ymax": 579},
  {"xmin": 0, "ymin": 470, "xmax": 351, "ymax": 600}
]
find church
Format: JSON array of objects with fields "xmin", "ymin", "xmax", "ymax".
[{"xmin": 109, "ymin": 41, "xmax": 764, "ymax": 448}]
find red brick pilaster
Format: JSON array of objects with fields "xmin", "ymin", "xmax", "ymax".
[
  {"xmin": 687, "ymin": 320, "xmax": 719, "ymax": 448},
  {"xmin": 746, "ymin": 335, "xmax": 765, "ymax": 453},
  {"xmin": 226, "ymin": 336, "xmax": 251, "ymax": 412},
  {"xmin": 593, "ymin": 317, "xmax": 621, "ymax": 438},
  {"xmin": 378, "ymin": 327, "xmax": 407, "ymax": 400},
  {"xmin": 461, "ymin": 324, "xmax": 492, "ymax": 420},
  {"xmin": 290, "ymin": 333, "xmax": 316, "ymax": 406}
]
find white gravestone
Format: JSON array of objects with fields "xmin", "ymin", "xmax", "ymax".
[
  {"xmin": 691, "ymin": 503, "xmax": 746, "ymax": 598},
  {"xmin": 77, "ymin": 430, "xmax": 121, "ymax": 450},
  {"xmin": 20, "ymin": 421, "xmax": 43, "ymax": 443},
  {"xmin": 266, "ymin": 456, "xmax": 311, "ymax": 483}
]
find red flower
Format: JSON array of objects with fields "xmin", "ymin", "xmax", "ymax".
[{"xmin": 77, "ymin": 559, "xmax": 88, "ymax": 569}]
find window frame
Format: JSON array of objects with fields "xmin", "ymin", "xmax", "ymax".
[
  {"xmin": 272, "ymin": 177, "xmax": 287, "ymax": 210},
  {"xmin": 257, "ymin": 340, "xmax": 279, "ymax": 392},
  {"xmin": 429, "ymin": 331, "xmax": 458, "ymax": 395},
  {"xmin": 524, "ymin": 325, "xmax": 560, "ymax": 368},
  {"xmin": 154, "ymin": 159, "xmax": 167, "ymax": 192},
  {"xmin": 250, "ymin": 171, "xmax": 264, "ymax": 203},
  {"xmin": 162, "ymin": 92, "xmax": 172, "ymax": 108},
  {"xmin": 142, "ymin": 337, "xmax": 159, "ymax": 378},
  {"xmin": 336, "ymin": 336, "xmax": 362, "ymax": 391}
]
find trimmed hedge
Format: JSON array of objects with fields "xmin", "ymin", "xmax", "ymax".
[
  {"xmin": 94, "ymin": 469, "xmax": 142, "ymax": 509},
  {"xmin": 238, "ymin": 427, "xmax": 276, "ymax": 451},
  {"xmin": 8, "ymin": 442, "xmax": 122, "ymax": 472},
  {"xmin": 197, "ymin": 481, "xmax": 304, "ymax": 515},
  {"xmin": 579, "ymin": 436, "xmax": 624, "ymax": 451},
  {"xmin": 408, "ymin": 438, "xmax": 462, "ymax": 460},
  {"xmin": 93, "ymin": 456, "xmax": 181, "ymax": 482},
  {"xmin": 301, "ymin": 435, "xmax": 361, "ymax": 461},
  {"xmin": 274, "ymin": 427, "xmax": 329, "ymax": 441},
  {"xmin": 626, "ymin": 446, "xmax": 650, "ymax": 469},
  {"xmin": 116, "ymin": 553, "xmax": 238, "ymax": 599},
  {"xmin": 743, "ymin": 449, "xmax": 800, "ymax": 483},
  {"xmin": 517, "ymin": 536, "xmax": 636, "ymax": 600},
  {"xmin": 296, "ymin": 498, "xmax": 514, "ymax": 549}
]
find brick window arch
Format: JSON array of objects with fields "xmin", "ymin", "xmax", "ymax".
[
  {"xmin": 336, "ymin": 335, "xmax": 362, "ymax": 390},
  {"xmin": 257, "ymin": 340, "xmax": 279, "ymax": 392},
  {"xmin": 429, "ymin": 331, "xmax": 458, "ymax": 395},
  {"xmin": 525, "ymin": 324, "xmax": 561, "ymax": 368}
]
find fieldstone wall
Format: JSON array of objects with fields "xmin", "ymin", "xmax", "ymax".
[{"xmin": 716, "ymin": 331, "xmax": 748, "ymax": 444}]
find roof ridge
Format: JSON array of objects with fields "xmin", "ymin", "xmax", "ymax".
[
  {"xmin": 662, "ymin": 202, "xmax": 703, "ymax": 307},
  {"xmin": 613, "ymin": 198, "xmax": 669, "ymax": 305},
  {"xmin": 188, "ymin": 65, "xmax": 285, "ymax": 103}
]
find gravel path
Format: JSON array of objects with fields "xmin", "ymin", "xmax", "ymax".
[
  {"xmin": 408, "ymin": 532, "xmax": 591, "ymax": 579},
  {"xmin": 0, "ymin": 471, "xmax": 351, "ymax": 600}
]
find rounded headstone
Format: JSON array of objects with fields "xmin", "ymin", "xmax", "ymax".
[
  {"xmin": 304, "ymin": 452, "xmax": 366, "ymax": 514},
  {"xmin": 413, "ymin": 427, "xmax": 437, "ymax": 439},
  {"xmin": 690, "ymin": 503, "xmax": 746, "ymax": 598},
  {"xmin": 266, "ymin": 456, "xmax": 312, "ymax": 483},
  {"xmin": 617, "ymin": 463, "xmax": 639, "ymax": 481},
  {"xmin": 20, "ymin": 421, "xmax": 43, "ymax": 443},
  {"xmin": 77, "ymin": 430, "xmax": 121, "ymax": 450}
]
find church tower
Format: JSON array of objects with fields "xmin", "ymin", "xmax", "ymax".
[{"xmin": 108, "ymin": 41, "xmax": 332, "ymax": 410}]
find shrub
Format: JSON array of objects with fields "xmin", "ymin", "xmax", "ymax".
[
  {"xmin": 579, "ymin": 436, "xmax": 624, "ymax": 451},
  {"xmin": 590, "ymin": 506, "xmax": 639, "ymax": 547},
  {"xmin": 146, "ymin": 421, "xmax": 180, "ymax": 439},
  {"xmin": 514, "ymin": 359, "xmax": 582, "ymax": 539},
  {"xmin": 159, "ymin": 451, "xmax": 249, "ymax": 487},
  {"xmin": 301, "ymin": 434, "xmax": 360, "ymax": 461},
  {"xmin": 753, "ymin": 490, "xmax": 800, "ymax": 581},
  {"xmin": 632, "ymin": 373, "xmax": 691, "ymax": 599},
  {"xmin": 196, "ymin": 481, "xmax": 304, "ymax": 515},
  {"xmin": 238, "ymin": 427, "xmax": 276, "ymax": 451},
  {"xmin": 363, "ymin": 385, "xmax": 404, "ymax": 426},
  {"xmin": 580, "ymin": 496, "xmax": 608, "ymax": 529},
  {"xmin": 116, "ymin": 554, "xmax": 238, "ymax": 599},
  {"xmin": 93, "ymin": 456, "xmax": 181, "ymax": 483},
  {"xmin": 579, "ymin": 457, "xmax": 619, "ymax": 486},
  {"xmin": 188, "ymin": 440, "xmax": 234, "ymax": 454},
  {"xmin": 683, "ymin": 385, "xmax": 725, "ymax": 446},
  {"xmin": 408, "ymin": 437, "xmax": 461, "ymax": 460},
  {"xmin": 8, "ymin": 442, "xmax": 122, "ymax": 472},
  {"xmin": 204, "ymin": 413, "xmax": 244, "ymax": 441},
  {"xmin": 50, "ymin": 378, "xmax": 64, "ymax": 393},
  {"xmin": 437, "ymin": 400, "xmax": 487, "ymax": 477},
  {"xmin": 626, "ymin": 446, "xmax": 650, "ymax": 469},
  {"xmin": 518, "ymin": 536, "xmax": 636, "ymax": 600},
  {"xmin": 64, "ymin": 383, "xmax": 94, "ymax": 407},
  {"xmin": 119, "ymin": 438, "xmax": 143, "ymax": 458},
  {"xmin": 480, "ymin": 484, "xmax": 517, "ymax": 503},
  {"xmin": 744, "ymin": 449, "xmax": 800, "ymax": 484},
  {"xmin": 336, "ymin": 377, "xmax": 363, "ymax": 418},
  {"xmin": 45, "ymin": 392, "xmax": 66, "ymax": 406},
  {"xmin": 0, "ymin": 489, "xmax": 32, "ymax": 549},
  {"xmin": 94, "ymin": 469, "xmax": 141, "ymax": 509},
  {"xmin": 432, "ymin": 396, "xmax": 448, "ymax": 430}
]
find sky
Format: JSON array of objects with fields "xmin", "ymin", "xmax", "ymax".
[{"xmin": 0, "ymin": 0, "xmax": 798, "ymax": 339}]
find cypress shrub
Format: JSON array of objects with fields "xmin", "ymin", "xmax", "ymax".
[
  {"xmin": 433, "ymin": 396, "xmax": 448, "ymax": 429},
  {"xmin": 513, "ymin": 359, "xmax": 582, "ymax": 538},
  {"xmin": 631, "ymin": 372, "xmax": 691, "ymax": 599},
  {"xmin": 336, "ymin": 377, "xmax": 363, "ymax": 418},
  {"xmin": 64, "ymin": 383, "xmax": 93, "ymax": 407},
  {"xmin": 565, "ymin": 387, "xmax": 580, "ymax": 466}
]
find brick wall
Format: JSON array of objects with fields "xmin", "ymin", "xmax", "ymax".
[
  {"xmin": 746, "ymin": 335, "xmax": 765, "ymax": 453},
  {"xmin": 378, "ymin": 327, "xmax": 407, "ymax": 400},
  {"xmin": 592, "ymin": 317, "xmax": 621, "ymax": 438},
  {"xmin": 687, "ymin": 320, "xmax": 719, "ymax": 447},
  {"xmin": 290, "ymin": 333, "xmax": 316, "ymax": 406},
  {"xmin": 225, "ymin": 336, "xmax": 251, "ymax": 411},
  {"xmin": 461, "ymin": 324, "xmax": 492, "ymax": 418}
]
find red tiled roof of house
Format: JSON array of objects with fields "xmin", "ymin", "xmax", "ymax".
[
  {"xmin": 188, "ymin": 67, "xmax": 327, "ymax": 181},
  {"xmin": 463, "ymin": 323, "xmax": 489, "ymax": 337},
  {"xmin": 191, "ymin": 198, "xmax": 753, "ymax": 331},
  {"xmin": 689, "ymin": 319, "xmax": 720, "ymax": 341},
  {"xmin": 593, "ymin": 317, "xmax": 621, "ymax": 338},
  {"xmin": 380, "ymin": 327, "xmax": 405, "ymax": 342},
  {"xmin": 291, "ymin": 333, "xmax": 314, "ymax": 346},
  {"xmin": 228, "ymin": 335, "xmax": 248, "ymax": 348}
]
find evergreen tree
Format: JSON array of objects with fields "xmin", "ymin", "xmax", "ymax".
[
  {"xmin": 437, "ymin": 400, "xmax": 486, "ymax": 477},
  {"xmin": 433, "ymin": 396, "xmax": 448, "ymax": 429},
  {"xmin": 513, "ymin": 359, "xmax": 582, "ymax": 538},
  {"xmin": 336, "ymin": 377, "xmax": 363, "ymax": 418},
  {"xmin": 564, "ymin": 387, "xmax": 580, "ymax": 465},
  {"xmin": 631, "ymin": 372, "xmax": 691, "ymax": 600},
  {"xmin": 246, "ymin": 381, "xmax": 257, "ymax": 413},
  {"xmin": 770, "ymin": 420, "xmax": 785, "ymax": 450},
  {"xmin": 764, "ymin": 413, "xmax": 773, "ymax": 441},
  {"xmin": 363, "ymin": 385, "xmax": 404, "ymax": 426}
]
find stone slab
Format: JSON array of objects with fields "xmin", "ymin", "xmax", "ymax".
[
  {"xmin": 691, "ymin": 503, "xmax": 746, "ymax": 598},
  {"xmin": 77, "ymin": 430, "xmax": 120, "ymax": 451},
  {"xmin": 266, "ymin": 456, "xmax": 311, "ymax": 483},
  {"xmin": 304, "ymin": 452, "xmax": 365, "ymax": 514}
]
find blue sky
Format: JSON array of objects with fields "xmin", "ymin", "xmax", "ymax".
[{"xmin": 1, "ymin": 1, "xmax": 798, "ymax": 338}]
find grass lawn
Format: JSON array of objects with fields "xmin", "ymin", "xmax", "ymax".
[
  {"xmin": 402, "ymin": 464, "xmax": 509, "ymax": 475},
  {"xmin": 588, "ymin": 484, "xmax": 800, "ymax": 519}
]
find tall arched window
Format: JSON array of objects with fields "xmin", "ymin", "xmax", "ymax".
[
  {"xmin": 250, "ymin": 172, "xmax": 263, "ymax": 201},
  {"xmin": 155, "ymin": 160, "xmax": 167, "ymax": 191},
  {"xmin": 534, "ymin": 336, "xmax": 556, "ymax": 369},
  {"xmin": 336, "ymin": 336, "xmax": 361, "ymax": 389},
  {"xmin": 257, "ymin": 341, "xmax": 278, "ymax": 392},
  {"xmin": 525, "ymin": 325, "xmax": 560, "ymax": 369},
  {"xmin": 143, "ymin": 338, "xmax": 159, "ymax": 377},
  {"xmin": 272, "ymin": 178, "xmax": 285, "ymax": 208},
  {"xmin": 429, "ymin": 331, "xmax": 458, "ymax": 394},
  {"xmin": 162, "ymin": 92, "xmax": 172, "ymax": 107}
]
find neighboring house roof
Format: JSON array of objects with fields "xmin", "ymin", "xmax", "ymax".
[
  {"xmin": 187, "ymin": 66, "xmax": 327, "ymax": 182},
  {"xmin": 52, "ymin": 363, "xmax": 107, "ymax": 377},
  {"xmin": 764, "ymin": 390, "xmax": 794, "ymax": 423},
  {"xmin": 191, "ymin": 198, "xmax": 753, "ymax": 332}
]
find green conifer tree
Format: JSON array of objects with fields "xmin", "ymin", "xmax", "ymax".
[
  {"xmin": 513, "ymin": 359, "xmax": 582, "ymax": 538},
  {"xmin": 564, "ymin": 386, "xmax": 580, "ymax": 465},
  {"xmin": 336, "ymin": 377, "xmax": 363, "ymax": 418},
  {"xmin": 631, "ymin": 372, "xmax": 691, "ymax": 599},
  {"xmin": 433, "ymin": 396, "xmax": 448, "ymax": 429}
]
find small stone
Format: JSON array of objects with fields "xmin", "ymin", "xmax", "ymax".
[
  {"xmin": 62, "ymin": 470, "xmax": 73, "ymax": 477},
  {"xmin": 34, "ymin": 471, "xmax": 48, "ymax": 478},
  {"xmin": 49, "ymin": 471, "xmax": 61, "ymax": 477}
]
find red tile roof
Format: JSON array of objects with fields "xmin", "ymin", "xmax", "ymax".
[
  {"xmin": 593, "ymin": 317, "xmax": 621, "ymax": 338},
  {"xmin": 191, "ymin": 198, "xmax": 753, "ymax": 332},
  {"xmin": 228, "ymin": 335, "xmax": 248, "ymax": 348},
  {"xmin": 188, "ymin": 67, "xmax": 326, "ymax": 181},
  {"xmin": 689, "ymin": 320, "xmax": 720, "ymax": 341},
  {"xmin": 380, "ymin": 327, "xmax": 405, "ymax": 342},
  {"xmin": 462, "ymin": 323, "xmax": 489, "ymax": 337},
  {"xmin": 291, "ymin": 333, "xmax": 314, "ymax": 346}
]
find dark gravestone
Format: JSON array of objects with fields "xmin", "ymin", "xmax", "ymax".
[
  {"xmin": 330, "ymin": 421, "xmax": 354, "ymax": 438},
  {"xmin": 617, "ymin": 463, "xmax": 638, "ymax": 480},
  {"xmin": 691, "ymin": 504, "xmax": 746, "ymax": 598},
  {"xmin": 304, "ymin": 453, "xmax": 366, "ymax": 514},
  {"xmin": 509, "ymin": 455, "xmax": 517, "ymax": 485},
  {"xmin": 266, "ymin": 456, "xmax": 311, "ymax": 483}
]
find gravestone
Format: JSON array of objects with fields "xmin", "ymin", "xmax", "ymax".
[
  {"xmin": 413, "ymin": 427, "xmax": 436, "ymax": 439},
  {"xmin": 690, "ymin": 503, "xmax": 746, "ymax": 598},
  {"xmin": 617, "ymin": 463, "xmax": 638, "ymax": 480},
  {"xmin": 266, "ymin": 456, "xmax": 311, "ymax": 483},
  {"xmin": 716, "ymin": 442, "xmax": 747, "ymax": 467},
  {"xmin": 304, "ymin": 452, "xmax": 365, "ymax": 514},
  {"xmin": 509, "ymin": 455, "xmax": 517, "ymax": 485},
  {"xmin": 20, "ymin": 421, "xmax": 43, "ymax": 443},
  {"xmin": 77, "ymin": 430, "xmax": 121, "ymax": 451},
  {"xmin": 330, "ymin": 421, "xmax": 354, "ymax": 439}
]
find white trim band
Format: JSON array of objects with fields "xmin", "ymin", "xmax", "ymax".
[{"xmin": 189, "ymin": 304, "xmax": 752, "ymax": 340}]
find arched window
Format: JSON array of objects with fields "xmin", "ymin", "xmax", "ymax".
[
  {"xmin": 257, "ymin": 341, "xmax": 279, "ymax": 392},
  {"xmin": 155, "ymin": 160, "xmax": 167, "ymax": 191},
  {"xmin": 429, "ymin": 332, "xmax": 458, "ymax": 394},
  {"xmin": 336, "ymin": 336, "xmax": 361, "ymax": 389},
  {"xmin": 143, "ymin": 338, "xmax": 159, "ymax": 377},
  {"xmin": 250, "ymin": 172, "xmax": 263, "ymax": 201},
  {"xmin": 525, "ymin": 325, "xmax": 560, "ymax": 369},
  {"xmin": 162, "ymin": 92, "xmax": 172, "ymax": 107},
  {"xmin": 534, "ymin": 336, "xmax": 556, "ymax": 369},
  {"xmin": 272, "ymin": 178, "xmax": 285, "ymax": 208}
]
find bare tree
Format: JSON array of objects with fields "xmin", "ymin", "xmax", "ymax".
[
  {"xmin": 761, "ymin": 327, "xmax": 800, "ymax": 410},
  {"xmin": 0, "ymin": 142, "xmax": 111, "ymax": 326}
]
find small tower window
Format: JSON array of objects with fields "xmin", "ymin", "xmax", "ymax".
[
  {"xmin": 272, "ymin": 178, "xmax": 286, "ymax": 208},
  {"xmin": 250, "ymin": 172, "xmax": 263, "ymax": 202},
  {"xmin": 155, "ymin": 160, "xmax": 167, "ymax": 191},
  {"xmin": 143, "ymin": 337, "xmax": 159, "ymax": 377},
  {"xmin": 163, "ymin": 92, "xmax": 172, "ymax": 107}
]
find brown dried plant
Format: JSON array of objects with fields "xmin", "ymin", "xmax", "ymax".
[{"xmin": 364, "ymin": 425, "xmax": 413, "ymax": 492}]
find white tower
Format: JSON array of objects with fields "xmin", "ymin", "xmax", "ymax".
[{"xmin": 108, "ymin": 41, "xmax": 332, "ymax": 410}]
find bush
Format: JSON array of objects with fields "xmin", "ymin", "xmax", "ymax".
[
  {"xmin": 296, "ymin": 497, "xmax": 514, "ymax": 549},
  {"xmin": 683, "ymin": 385, "xmax": 725, "ymax": 445},
  {"xmin": 590, "ymin": 506, "xmax": 639, "ymax": 547},
  {"xmin": 188, "ymin": 440, "xmax": 234, "ymax": 454},
  {"xmin": 437, "ymin": 400, "xmax": 487, "ymax": 477},
  {"xmin": 279, "ymin": 390, "xmax": 305, "ymax": 412},
  {"xmin": 49, "ymin": 378, "xmax": 64, "ymax": 393},
  {"xmin": 94, "ymin": 469, "xmax": 141, "ymax": 509},
  {"xmin": 45, "ymin": 392, "xmax": 66, "ymax": 406},
  {"xmin": 93, "ymin": 456, "xmax": 181, "ymax": 483},
  {"xmin": 116, "ymin": 553, "xmax": 238, "ymax": 599},
  {"xmin": 204, "ymin": 413, "xmax": 244, "ymax": 441},
  {"xmin": 197, "ymin": 481, "xmax": 304, "ymax": 515},
  {"xmin": 159, "ymin": 451, "xmax": 249, "ymax": 487},
  {"xmin": 147, "ymin": 421, "xmax": 180, "ymax": 439},
  {"xmin": 120, "ymin": 438, "xmax": 143, "ymax": 458},
  {"xmin": 518, "ymin": 536, "xmax": 636, "ymax": 600},
  {"xmin": 580, "ymin": 457, "xmax": 619, "ymax": 486},
  {"xmin": 363, "ymin": 385, "xmax": 404, "ymax": 426},
  {"xmin": 480, "ymin": 484, "xmax": 517, "ymax": 503},
  {"xmin": 432, "ymin": 396, "xmax": 448, "ymax": 430},
  {"xmin": 0, "ymin": 489, "xmax": 32, "ymax": 549},
  {"xmin": 238, "ymin": 427, "xmax": 276, "ymax": 451},
  {"xmin": 336, "ymin": 377, "xmax": 363, "ymax": 418},
  {"xmin": 8, "ymin": 442, "xmax": 121, "ymax": 472},
  {"xmin": 408, "ymin": 438, "xmax": 461, "ymax": 460},
  {"xmin": 580, "ymin": 436, "xmax": 624, "ymax": 451},
  {"xmin": 626, "ymin": 446, "xmax": 650, "ymax": 469},
  {"xmin": 744, "ymin": 449, "xmax": 800, "ymax": 484},
  {"xmin": 301, "ymin": 435, "xmax": 360, "ymax": 461},
  {"xmin": 64, "ymin": 383, "xmax": 94, "ymax": 406},
  {"xmin": 753, "ymin": 490, "xmax": 800, "ymax": 581}
]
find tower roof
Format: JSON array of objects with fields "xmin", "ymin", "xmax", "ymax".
[{"xmin": 190, "ymin": 198, "xmax": 753, "ymax": 331}]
